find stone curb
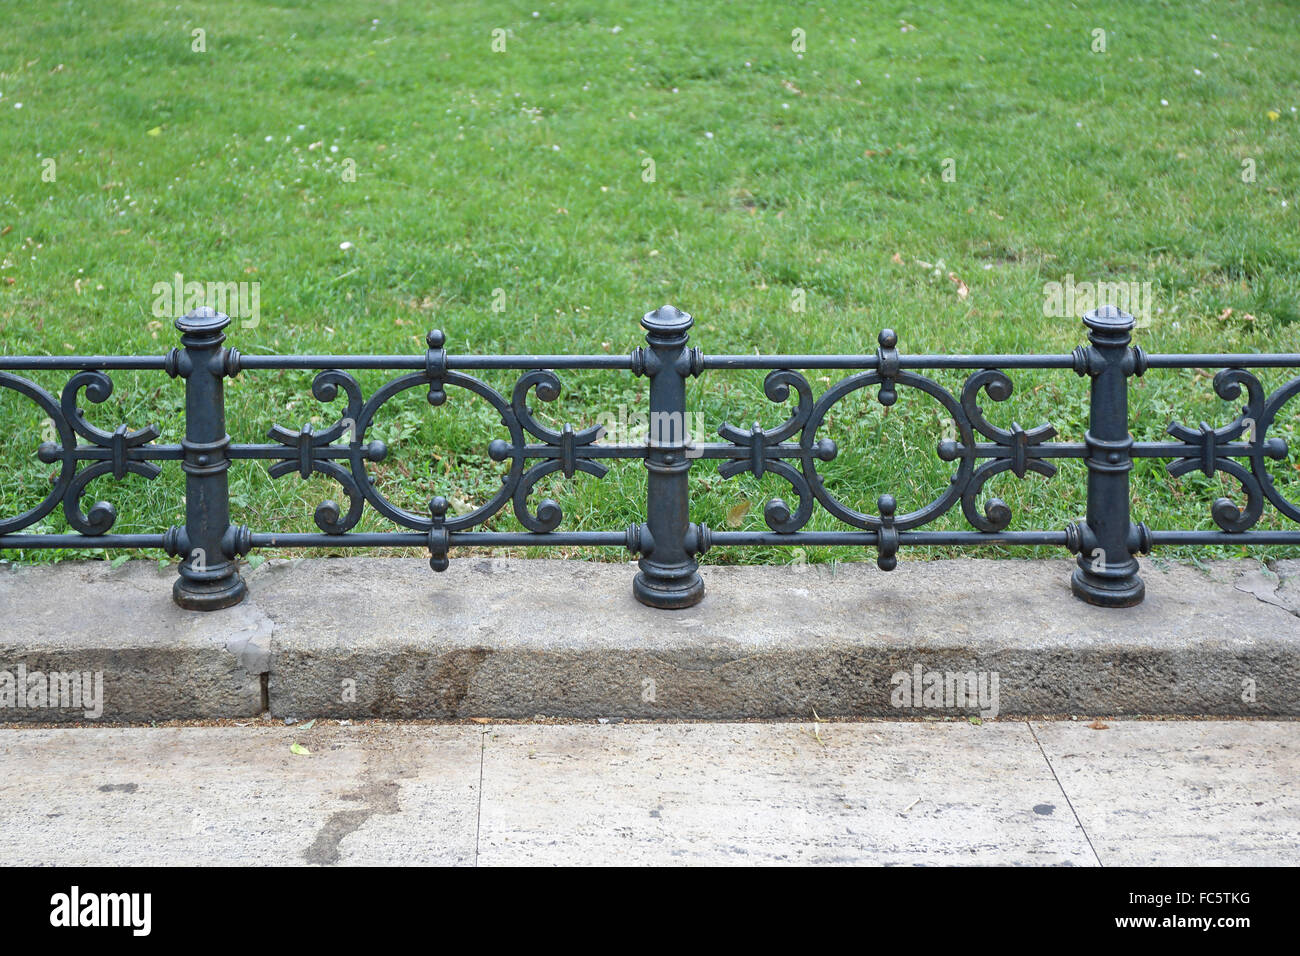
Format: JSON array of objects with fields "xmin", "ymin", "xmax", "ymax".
[
  {"xmin": 2, "ymin": 556, "xmax": 1297, "ymax": 721},
  {"xmin": 1, "ymin": 561, "xmax": 268, "ymax": 721}
]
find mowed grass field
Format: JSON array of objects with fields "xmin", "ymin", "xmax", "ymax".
[{"xmin": 1, "ymin": 0, "xmax": 1298, "ymax": 570}]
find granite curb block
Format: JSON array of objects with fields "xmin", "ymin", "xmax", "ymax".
[
  {"xmin": 1, "ymin": 562, "xmax": 269, "ymax": 721},
  {"xmin": 1, "ymin": 556, "xmax": 1297, "ymax": 721}
]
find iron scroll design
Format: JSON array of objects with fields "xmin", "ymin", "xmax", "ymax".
[
  {"xmin": 1, "ymin": 303, "xmax": 1297, "ymax": 611},
  {"xmin": 261, "ymin": 355, "xmax": 610, "ymax": 538},
  {"xmin": 1164, "ymin": 367, "xmax": 1297, "ymax": 533},
  {"xmin": 712, "ymin": 352, "xmax": 1060, "ymax": 537}
]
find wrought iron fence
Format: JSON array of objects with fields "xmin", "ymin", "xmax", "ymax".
[{"xmin": 2, "ymin": 303, "xmax": 1298, "ymax": 611}]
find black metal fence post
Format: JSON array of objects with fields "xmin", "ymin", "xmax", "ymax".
[
  {"xmin": 166, "ymin": 307, "xmax": 248, "ymax": 610},
  {"xmin": 1068, "ymin": 304, "xmax": 1150, "ymax": 607},
  {"xmin": 631, "ymin": 305, "xmax": 706, "ymax": 608}
]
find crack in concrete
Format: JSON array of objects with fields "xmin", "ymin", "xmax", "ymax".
[
  {"xmin": 1234, "ymin": 562, "xmax": 1300, "ymax": 618},
  {"xmin": 223, "ymin": 607, "xmax": 274, "ymax": 675}
]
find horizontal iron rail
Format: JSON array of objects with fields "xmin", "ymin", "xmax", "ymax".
[
  {"xmin": 9, "ymin": 530, "xmax": 1300, "ymax": 551},
  {"xmin": 25, "ymin": 439, "xmax": 1275, "ymax": 465},
  {"xmin": 0, "ymin": 354, "xmax": 635, "ymax": 372},
  {"xmin": 9, "ymin": 351, "xmax": 1300, "ymax": 373},
  {"xmin": 705, "ymin": 353, "xmax": 1300, "ymax": 370},
  {"xmin": 2, "ymin": 303, "xmax": 1298, "ymax": 611},
  {"xmin": 0, "ymin": 356, "xmax": 171, "ymax": 371}
]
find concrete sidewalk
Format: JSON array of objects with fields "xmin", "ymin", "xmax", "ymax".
[
  {"xmin": 2, "ymin": 556, "xmax": 1299, "ymax": 720},
  {"xmin": 0, "ymin": 720, "xmax": 1295, "ymax": 865}
]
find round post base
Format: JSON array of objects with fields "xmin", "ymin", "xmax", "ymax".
[
  {"xmin": 1070, "ymin": 568, "xmax": 1144, "ymax": 608},
  {"xmin": 633, "ymin": 568, "xmax": 704, "ymax": 609},
  {"xmin": 173, "ymin": 573, "xmax": 248, "ymax": 611}
]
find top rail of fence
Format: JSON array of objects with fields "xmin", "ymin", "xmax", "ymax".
[{"xmin": 5, "ymin": 351, "xmax": 1300, "ymax": 373}]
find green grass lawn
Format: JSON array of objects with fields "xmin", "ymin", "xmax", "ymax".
[{"xmin": 1, "ymin": 0, "xmax": 1298, "ymax": 569}]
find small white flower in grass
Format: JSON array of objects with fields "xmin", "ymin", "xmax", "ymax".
[
  {"xmin": 14, "ymin": 102, "xmax": 21, "ymax": 109},
  {"xmin": 855, "ymin": 79, "xmax": 862, "ymax": 85},
  {"xmin": 1193, "ymin": 68, "xmax": 1202, "ymax": 76},
  {"xmin": 265, "ymin": 135, "xmax": 273, "ymax": 142},
  {"xmin": 1076, "ymin": 121, "xmax": 1083, "ymax": 127},
  {"xmin": 611, "ymin": 25, "xmax": 622, "ymax": 34},
  {"xmin": 339, "ymin": 241, "xmax": 354, "ymax": 251},
  {"xmin": 704, "ymin": 131, "xmax": 713, "ymax": 139},
  {"xmin": 532, "ymin": 11, "xmax": 538, "ymax": 17},
  {"xmin": 551, "ymin": 144, "xmax": 560, "ymax": 151},
  {"xmin": 745, "ymin": 61, "xmax": 751, "ymax": 67},
  {"xmin": 1161, "ymin": 99, "xmax": 1169, "ymax": 106},
  {"xmin": 782, "ymin": 102, "xmax": 790, "ymax": 109},
  {"xmin": 671, "ymin": 87, "xmax": 678, "ymax": 93},
  {"xmin": 330, "ymin": 145, "xmax": 338, "ymax": 153},
  {"xmin": 297, "ymin": 124, "xmax": 305, "ymax": 130}
]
